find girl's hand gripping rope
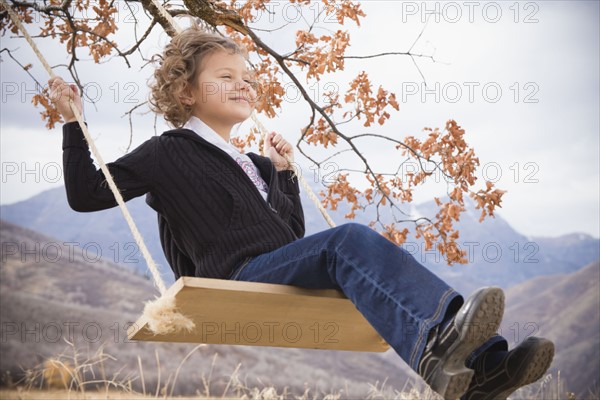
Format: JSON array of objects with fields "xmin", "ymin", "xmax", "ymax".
[
  {"xmin": 48, "ymin": 76, "xmax": 83, "ymax": 124},
  {"xmin": 265, "ymin": 131, "xmax": 295, "ymax": 172}
]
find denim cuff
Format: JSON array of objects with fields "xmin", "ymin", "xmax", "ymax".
[{"xmin": 409, "ymin": 288, "xmax": 463, "ymax": 371}]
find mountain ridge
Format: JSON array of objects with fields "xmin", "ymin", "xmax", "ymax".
[
  {"xmin": 501, "ymin": 260, "xmax": 600, "ymax": 397},
  {"xmin": 1, "ymin": 181, "xmax": 598, "ymax": 295}
]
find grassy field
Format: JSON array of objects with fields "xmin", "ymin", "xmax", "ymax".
[
  {"xmin": 0, "ymin": 382, "xmax": 589, "ymax": 400},
  {"xmin": 1, "ymin": 223, "xmax": 596, "ymax": 399},
  {"xmin": 0, "ymin": 347, "xmax": 588, "ymax": 400},
  {"xmin": 0, "ymin": 338, "xmax": 591, "ymax": 400}
]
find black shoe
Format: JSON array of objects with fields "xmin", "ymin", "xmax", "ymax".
[
  {"xmin": 461, "ymin": 336, "xmax": 555, "ymax": 400},
  {"xmin": 417, "ymin": 287, "xmax": 505, "ymax": 400}
]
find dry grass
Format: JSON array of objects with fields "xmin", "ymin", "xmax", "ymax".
[
  {"xmin": 1, "ymin": 338, "xmax": 341, "ymax": 399},
  {"xmin": 0, "ymin": 339, "xmax": 594, "ymax": 400}
]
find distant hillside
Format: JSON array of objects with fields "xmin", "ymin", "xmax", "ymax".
[
  {"xmin": 0, "ymin": 220, "xmax": 417, "ymax": 396},
  {"xmin": 403, "ymin": 198, "xmax": 599, "ymax": 295},
  {"xmin": 502, "ymin": 261, "xmax": 600, "ymax": 397},
  {"xmin": 1, "ymin": 182, "xmax": 598, "ymax": 296},
  {"xmin": 2, "ymin": 219, "xmax": 598, "ymax": 396},
  {"xmin": 0, "ymin": 186, "xmax": 169, "ymax": 281}
]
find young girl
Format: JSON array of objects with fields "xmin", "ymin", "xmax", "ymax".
[{"xmin": 49, "ymin": 24, "xmax": 554, "ymax": 400}]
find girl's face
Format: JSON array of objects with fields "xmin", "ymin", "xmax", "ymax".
[{"xmin": 187, "ymin": 50, "xmax": 257, "ymax": 135}]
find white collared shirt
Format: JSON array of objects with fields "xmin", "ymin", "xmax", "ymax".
[{"xmin": 182, "ymin": 116, "xmax": 269, "ymax": 202}]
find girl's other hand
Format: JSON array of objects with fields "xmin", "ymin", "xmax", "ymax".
[
  {"xmin": 48, "ymin": 76, "xmax": 83, "ymax": 123},
  {"xmin": 265, "ymin": 131, "xmax": 295, "ymax": 171}
]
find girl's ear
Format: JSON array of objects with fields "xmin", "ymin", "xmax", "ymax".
[{"xmin": 179, "ymin": 84, "xmax": 195, "ymax": 106}]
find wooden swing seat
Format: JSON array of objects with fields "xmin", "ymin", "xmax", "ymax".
[{"xmin": 127, "ymin": 277, "xmax": 390, "ymax": 352}]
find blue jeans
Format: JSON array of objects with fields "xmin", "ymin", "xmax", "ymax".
[{"xmin": 229, "ymin": 223, "xmax": 507, "ymax": 372}]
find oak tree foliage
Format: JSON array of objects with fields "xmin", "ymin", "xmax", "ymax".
[{"xmin": 0, "ymin": 0, "xmax": 506, "ymax": 265}]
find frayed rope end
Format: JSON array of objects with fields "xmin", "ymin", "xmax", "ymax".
[{"xmin": 142, "ymin": 295, "xmax": 196, "ymax": 335}]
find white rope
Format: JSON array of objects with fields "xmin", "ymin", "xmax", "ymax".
[
  {"xmin": 2, "ymin": 0, "xmax": 168, "ymax": 294},
  {"xmin": 1, "ymin": 0, "xmax": 195, "ymax": 335},
  {"xmin": 250, "ymin": 114, "xmax": 336, "ymax": 228}
]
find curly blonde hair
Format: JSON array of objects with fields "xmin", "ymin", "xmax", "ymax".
[{"xmin": 148, "ymin": 24, "xmax": 247, "ymax": 128}]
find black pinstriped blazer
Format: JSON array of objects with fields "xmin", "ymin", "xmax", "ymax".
[{"xmin": 62, "ymin": 121, "xmax": 305, "ymax": 280}]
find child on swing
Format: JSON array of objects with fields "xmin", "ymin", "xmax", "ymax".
[{"xmin": 49, "ymin": 24, "xmax": 554, "ymax": 400}]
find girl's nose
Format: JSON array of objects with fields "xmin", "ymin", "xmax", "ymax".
[
  {"xmin": 236, "ymin": 79, "xmax": 258, "ymax": 92},
  {"xmin": 234, "ymin": 81, "xmax": 248, "ymax": 91}
]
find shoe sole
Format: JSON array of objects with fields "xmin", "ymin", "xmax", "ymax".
[
  {"xmin": 431, "ymin": 287, "xmax": 505, "ymax": 399},
  {"xmin": 491, "ymin": 337, "xmax": 555, "ymax": 400}
]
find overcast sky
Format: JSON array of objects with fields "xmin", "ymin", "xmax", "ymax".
[{"xmin": 1, "ymin": 1, "xmax": 598, "ymax": 239}]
